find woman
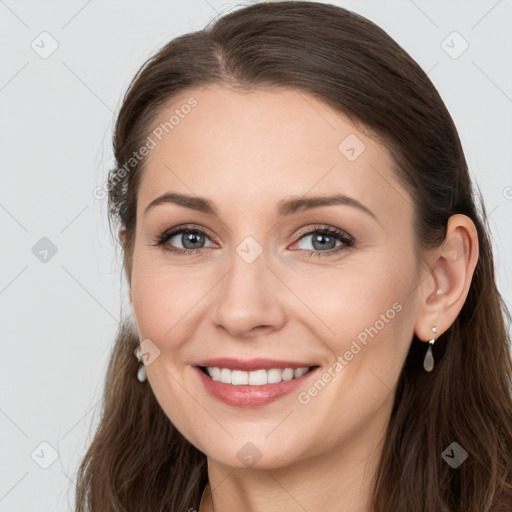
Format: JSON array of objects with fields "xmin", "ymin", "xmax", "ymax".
[{"xmin": 75, "ymin": 2, "xmax": 512, "ymax": 511}]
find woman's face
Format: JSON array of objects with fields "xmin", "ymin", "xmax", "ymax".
[{"xmin": 129, "ymin": 84, "xmax": 425, "ymax": 469}]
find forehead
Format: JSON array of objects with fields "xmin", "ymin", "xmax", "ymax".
[{"xmin": 137, "ymin": 84, "xmax": 411, "ymax": 225}]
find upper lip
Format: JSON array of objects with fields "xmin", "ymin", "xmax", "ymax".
[{"xmin": 194, "ymin": 358, "xmax": 316, "ymax": 371}]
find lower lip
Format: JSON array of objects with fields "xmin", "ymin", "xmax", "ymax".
[{"xmin": 195, "ymin": 367, "xmax": 317, "ymax": 408}]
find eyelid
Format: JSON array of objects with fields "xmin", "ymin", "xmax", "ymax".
[
  {"xmin": 158, "ymin": 223, "xmax": 218, "ymax": 244},
  {"xmin": 292, "ymin": 224, "xmax": 353, "ymax": 243}
]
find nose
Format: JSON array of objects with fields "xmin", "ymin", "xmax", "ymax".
[{"xmin": 211, "ymin": 245, "xmax": 287, "ymax": 339}]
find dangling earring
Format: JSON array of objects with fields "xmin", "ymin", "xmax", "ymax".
[
  {"xmin": 135, "ymin": 346, "xmax": 147, "ymax": 382},
  {"xmin": 423, "ymin": 324, "xmax": 437, "ymax": 372}
]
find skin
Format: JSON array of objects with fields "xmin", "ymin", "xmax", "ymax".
[{"xmin": 122, "ymin": 84, "xmax": 478, "ymax": 512}]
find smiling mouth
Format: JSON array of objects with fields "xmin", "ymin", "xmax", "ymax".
[{"xmin": 199, "ymin": 365, "xmax": 319, "ymax": 385}]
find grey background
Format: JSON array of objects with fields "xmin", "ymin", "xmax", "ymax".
[{"xmin": 1, "ymin": 0, "xmax": 511, "ymax": 509}]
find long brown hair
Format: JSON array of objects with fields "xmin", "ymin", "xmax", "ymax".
[{"xmin": 75, "ymin": 2, "xmax": 512, "ymax": 510}]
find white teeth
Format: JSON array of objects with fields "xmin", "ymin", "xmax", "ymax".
[
  {"xmin": 231, "ymin": 370, "xmax": 249, "ymax": 385},
  {"xmin": 220, "ymin": 368, "xmax": 231, "ymax": 384},
  {"xmin": 294, "ymin": 367, "xmax": 309, "ymax": 378},
  {"xmin": 267, "ymin": 368, "xmax": 283, "ymax": 384},
  {"xmin": 205, "ymin": 366, "xmax": 311, "ymax": 385},
  {"xmin": 209, "ymin": 367, "xmax": 221, "ymax": 380},
  {"xmin": 249, "ymin": 369, "xmax": 267, "ymax": 385},
  {"xmin": 282, "ymin": 368, "xmax": 294, "ymax": 381}
]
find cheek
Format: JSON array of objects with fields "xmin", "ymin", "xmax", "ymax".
[
  {"xmin": 131, "ymin": 275, "xmax": 169, "ymax": 340},
  {"xmin": 130, "ymin": 247, "xmax": 175, "ymax": 347},
  {"xmin": 295, "ymin": 263, "xmax": 412, "ymax": 347},
  {"xmin": 295, "ymin": 255, "xmax": 418, "ymax": 406},
  {"xmin": 130, "ymin": 259, "xmax": 206, "ymax": 442},
  {"xmin": 129, "ymin": 252, "xmax": 216, "ymax": 374},
  {"xmin": 291, "ymin": 271, "xmax": 416, "ymax": 451}
]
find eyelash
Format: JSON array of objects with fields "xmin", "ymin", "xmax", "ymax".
[{"xmin": 151, "ymin": 223, "xmax": 354, "ymax": 258}]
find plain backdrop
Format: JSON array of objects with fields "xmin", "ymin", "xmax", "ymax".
[{"xmin": 1, "ymin": 0, "xmax": 511, "ymax": 509}]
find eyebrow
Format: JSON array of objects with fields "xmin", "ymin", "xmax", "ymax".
[{"xmin": 144, "ymin": 192, "xmax": 377, "ymax": 220}]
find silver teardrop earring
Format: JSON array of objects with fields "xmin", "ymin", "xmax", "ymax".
[
  {"xmin": 423, "ymin": 324, "xmax": 437, "ymax": 372},
  {"xmin": 135, "ymin": 346, "xmax": 147, "ymax": 382}
]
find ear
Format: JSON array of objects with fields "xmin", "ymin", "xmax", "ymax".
[
  {"xmin": 119, "ymin": 228, "xmax": 133, "ymax": 305},
  {"xmin": 414, "ymin": 214, "xmax": 479, "ymax": 342}
]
